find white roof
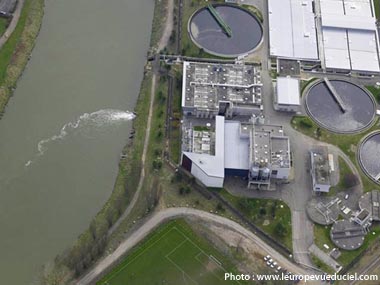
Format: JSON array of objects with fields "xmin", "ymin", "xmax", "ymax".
[
  {"xmin": 183, "ymin": 116, "xmax": 225, "ymax": 178},
  {"xmin": 322, "ymin": 27, "xmax": 351, "ymax": 70},
  {"xmin": 322, "ymin": 14, "xmax": 376, "ymax": 31},
  {"xmin": 268, "ymin": 0, "xmax": 319, "ymax": 60},
  {"xmin": 224, "ymin": 121, "xmax": 249, "ymax": 170},
  {"xmin": 320, "ymin": 0, "xmax": 380, "ymax": 72},
  {"xmin": 276, "ymin": 77, "xmax": 300, "ymax": 106},
  {"xmin": 320, "ymin": 0, "xmax": 374, "ymax": 17}
]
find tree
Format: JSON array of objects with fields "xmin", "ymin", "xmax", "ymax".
[
  {"xmin": 259, "ymin": 207, "xmax": 267, "ymax": 216},
  {"xmin": 274, "ymin": 222, "xmax": 287, "ymax": 238},
  {"xmin": 343, "ymin": 173, "xmax": 359, "ymax": 188},
  {"xmin": 39, "ymin": 262, "xmax": 71, "ymax": 285},
  {"xmin": 152, "ymin": 159, "xmax": 162, "ymax": 170}
]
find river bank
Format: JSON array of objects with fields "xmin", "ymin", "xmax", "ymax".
[
  {"xmin": 0, "ymin": 0, "xmax": 154, "ymax": 283},
  {"xmin": 41, "ymin": 0, "xmax": 169, "ymax": 283},
  {"xmin": 0, "ymin": 0, "xmax": 44, "ymax": 118}
]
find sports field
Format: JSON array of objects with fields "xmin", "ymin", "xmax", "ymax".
[{"xmin": 97, "ymin": 220, "xmax": 245, "ymax": 285}]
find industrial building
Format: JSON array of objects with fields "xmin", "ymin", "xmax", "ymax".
[
  {"xmin": 181, "ymin": 116, "xmax": 291, "ymax": 188},
  {"xmin": 268, "ymin": 0, "xmax": 319, "ymax": 61},
  {"xmin": 181, "ymin": 116, "xmax": 225, "ymax": 188},
  {"xmin": 320, "ymin": 0, "xmax": 380, "ymax": 73},
  {"xmin": 310, "ymin": 147, "xmax": 332, "ymax": 193},
  {"xmin": 248, "ymin": 124, "xmax": 291, "ymax": 189},
  {"xmin": 267, "ymin": 0, "xmax": 380, "ymax": 74},
  {"xmin": 274, "ymin": 77, "xmax": 301, "ymax": 112},
  {"xmin": 182, "ymin": 61, "xmax": 263, "ymax": 119}
]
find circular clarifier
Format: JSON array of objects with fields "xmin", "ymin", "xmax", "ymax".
[
  {"xmin": 359, "ymin": 132, "xmax": 380, "ymax": 184},
  {"xmin": 188, "ymin": 5, "xmax": 263, "ymax": 57},
  {"xmin": 305, "ymin": 80, "xmax": 376, "ymax": 133}
]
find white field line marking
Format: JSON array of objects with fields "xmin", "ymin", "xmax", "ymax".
[
  {"xmin": 174, "ymin": 227, "xmax": 243, "ymax": 285},
  {"xmin": 165, "ymin": 254, "xmax": 199, "ymax": 285},
  {"xmin": 165, "ymin": 239, "xmax": 188, "ymax": 258},
  {"xmin": 194, "ymin": 252, "xmax": 226, "ymax": 282},
  {"xmin": 103, "ymin": 227, "xmax": 179, "ymax": 283}
]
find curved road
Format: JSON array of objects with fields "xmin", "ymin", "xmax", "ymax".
[
  {"xmin": 0, "ymin": 0, "xmax": 24, "ymax": 49},
  {"xmin": 77, "ymin": 207, "xmax": 320, "ymax": 285}
]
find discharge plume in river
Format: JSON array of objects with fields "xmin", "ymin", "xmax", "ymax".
[{"xmin": 25, "ymin": 109, "xmax": 135, "ymax": 166}]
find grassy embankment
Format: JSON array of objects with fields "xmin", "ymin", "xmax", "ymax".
[
  {"xmin": 168, "ymin": 67, "xmax": 182, "ymax": 164},
  {"xmin": 366, "ymin": 85, "xmax": 380, "ymax": 104},
  {"xmin": 0, "ymin": 0, "xmax": 44, "ymax": 118},
  {"xmin": 97, "ymin": 220, "xmax": 245, "ymax": 285},
  {"xmin": 374, "ymin": 0, "xmax": 380, "ymax": 20},
  {"xmin": 291, "ymin": 115, "xmax": 380, "ymax": 193},
  {"xmin": 0, "ymin": 17, "xmax": 9, "ymax": 37},
  {"xmin": 219, "ymin": 190, "xmax": 293, "ymax": 251}
]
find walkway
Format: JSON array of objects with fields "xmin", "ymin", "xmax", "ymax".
[{"xmin": 0, "ymin": 0, "xmax": 24, "ymax": 50}]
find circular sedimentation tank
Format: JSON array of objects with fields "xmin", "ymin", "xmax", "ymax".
[
  {"xmin": 188, "ymin": 5, "xmax": 263, "ymax": 57},
  {"xmin": 306, "ymin": 197, "xmax": 340, "ymax": 225},
  {"xmin": 330, "ymin": 220, "xmax": 365, "ymax": 250},
  {"xmin": 359, "ymin": 132, "xmax": 380, "ymax": 184},
  {"xmin": 305, "ymin": 80, "xmax": 376, "ymax": 133}
]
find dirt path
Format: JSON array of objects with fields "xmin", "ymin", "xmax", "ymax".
[
  {"xmin": 158, "ymin": 0, "xmax": 174, "ymax": 52},
  {"xmin": 77, "ymin": 207, "xmax": 322, "ymax": 285},
  {"xmin": 108, "ymin": 0, "xmax": 174, "ymax": 236},
  {"xmin": 0, "ymin": 0, "xmax": 25, "ymax": 50}
]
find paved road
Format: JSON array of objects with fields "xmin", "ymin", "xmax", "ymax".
[
  {"xmin": 77, "ymin": 207, "xmax": 322, "ymax": 285},
  {"xmin": 0, "ymin": 0, "xmax": 24, "ymax": 50}
]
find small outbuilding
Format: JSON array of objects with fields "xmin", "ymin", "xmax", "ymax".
[{"xmin": 274, "ymin": 77, "xmax": 300, "ymax": 112}]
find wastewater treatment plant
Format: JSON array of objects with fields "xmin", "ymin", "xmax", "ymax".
[{"xmin": 188, "ymin": 4, "xmax": 263, "ymax": 57}]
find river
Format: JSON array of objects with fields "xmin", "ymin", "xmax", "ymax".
[{"xmin": 0, "ymin": 0, "xmax": 154, "ymax": 284}]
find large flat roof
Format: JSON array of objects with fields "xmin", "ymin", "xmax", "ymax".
[
  {"xmin": 182, "ymin": 61, "xmax": 262, "ymax": 111},
  {"xmin": 224, "ymin": 121, "xmax": 250, "ymax": 170},
  {"xmin": 276, "ymin": 77, "xmax": 300, "ymax": 106},
  {"xmin": 320, "ymin": 0, "xmax": 380, "ymax": 72},
  {"xmin": 268, "ymin": 0, "xmax": 319, "ymax": 60}
]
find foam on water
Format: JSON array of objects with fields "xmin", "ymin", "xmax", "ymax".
[{"xmin": 25, "ymin": 109, "xmax": 135, "ymax": 167}]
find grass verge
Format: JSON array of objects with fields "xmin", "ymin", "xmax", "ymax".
[
  {"xmin": 0, "ymin": 17, "xmax": 9, "ymax": 37},
  {"xmin": 220, "ymin": 189, "xmax": 293, "ymax": 251},
  {"xmin": 0, "ymin": 0, "xmax": 45, "ymax": 118},
  {"xmin": 366, "ymin": 85, "xmax": 380, "ymax": 104},
  {"xmin": 373, "ymin": 0, "xmax": 380, "ymax": 20}
]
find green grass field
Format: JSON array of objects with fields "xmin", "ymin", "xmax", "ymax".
[
  {"xmin": 0, "ymin": 18, "xmax": 8, "ymax": 37},
  {"xmin": 219, "ymin": 190, "xmax": 292, "ymax": 251},
  {"xmin": 98, "ymin": 220, "xmax": 244, "ymax": 285}
]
